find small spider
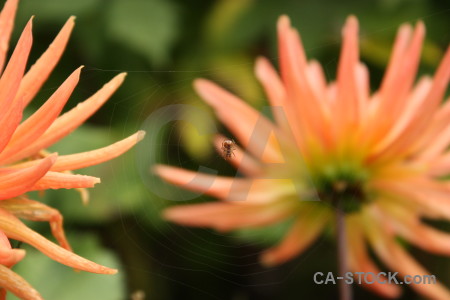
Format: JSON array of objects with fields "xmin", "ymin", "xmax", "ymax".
[{"xmin": 221, "ymin": 139, "xmax": 236, "ymax": 160}]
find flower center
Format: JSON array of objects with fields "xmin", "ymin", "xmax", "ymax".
[{"xmin": 312, "ymin": 162, "xmax": 370, "ymax": 213}]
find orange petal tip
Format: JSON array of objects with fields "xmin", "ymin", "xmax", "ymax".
[
  {"xmin": 192, "ymin": 78, "xmax": 210, "ymax": 91},
  {"xmin": 151, "ymin": 164, "xmax": 171, "ymax": 177},
  {"xmin": 162, "ymin": 207, "xmax": 183, "ymax": 222},
  {"xmin": 103, "ymin": 267, "xmax": 118, "ymax": 275},
  {"xmin": 346, "ymin": 15, "xmax": 358, "ymax": 26},
  {"xmin": 415, "ymin": 20, "xmax": 425, "ymax": 34},
  {"xmin": 116, "ymin": 72, "xmax": 127, "ymax": 81},
  {"xmin": 136, "ymin": 130, "xmax": 146, "ymax": 142},
  {"xmin": 277, "ymin": 15, "xmax": 291, "ymax": 31},
  {"xmin": 254, "ymin": 56, "xmax": 270, "ymax": 80},
  {"xmin": 343, "ymin": 15, "xmax": 358, "ymax": 35}
]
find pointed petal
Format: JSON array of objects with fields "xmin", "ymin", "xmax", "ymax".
[
  {"xmin": 365, "ymin": 23, "xmax": 417, "ymax": 145},
  {"xmin": 17, "ymin": 16, "xmax": 75, "ymax": 106},
  {"xmin": 372, "ymin": 178, "xmax": 450, "ymax": 220},
  {"xmin": 0, "ymin": 154, "xmax": 56, "ymax": 200},
  {"xmin": 0, "ymin": 264, "xmax": 42, "ymax": 300},
  {"xmin": 347, "ymin": 215, "xmax": 401, "ymax": 298},
  {"xmin": 0, "ymin": 0, "xmax": 19, "ymax": 73},
  {"xmin": 420, "ymin": 45, "xmax": 450, "ymax": 121},
  {"xmin": 335, "ymin": 16, "xmax": 360, "ymax": 130},
  {"xmin": 373, "ymin": 46, "xmax": 450, "ymax": 162},
  {"xmin": 0, "ymin": 67, "xmax": 82, "ymax": 164},
  {"xmin": 368, "ymin": 76, "xmax": 432, "ymax": 162},
  {"xmin": 154, "ymin": 164, "xmax": 235, "ymax": 199},
  {"xmin": 414, "ymin": 96, "xmax": 450, "ymax": 157},
  {"xmin": 0, "ymin": 95, "xmax": 22, "ymax": 153},
  {"xmin": 254, "ymin": 57, "xmax": 291, "ymax": 132},
  {"xmin": 364, "ymin": 210, "xmax": 450, "ymax": 300},
  {"xmin": 377, "ymin": 22, "xmax": 424, "ymax": 125},
  {"xmin": 31, "ymin": 171, "xmax": 100, "ymax": 190},
  {"xmin": 260, "ymin": 206, "xmax": 330, "ymax": 266},
  {"xmin": 154, "ymin": 165, "xmax": 294, "ymax": 204},
  {"xmin": 379, "ymin": 200, "xmax": 450, "ymax": 255},
  {"xmin": 277, "ymin": 16, "xmax": 331, "ymax": 149},
  {"xmin": 50, "ymin": 130, "xmax": 145, "ymax": 171},
  {"xmin": 0, "ymin": 209, "xmax": 117, "ymax": 274},
  {"xmin": 7, "ymin": 73, "xmax": 127, "ymax": 162},
  {"xmin": 164, "ymin": 199, "xmax": 295, "ymax": 232},
  {"xmin": 0, "ymin": 18, "xmax": 32, "ymax": 120},
  {"xmin": 379, "ymin": 24, "xmax": 413, "ymax": 98}
]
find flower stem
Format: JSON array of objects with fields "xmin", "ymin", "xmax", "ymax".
[{"xmin": 336, "ymin": 199, "xmax": 352, "ymax": 300}]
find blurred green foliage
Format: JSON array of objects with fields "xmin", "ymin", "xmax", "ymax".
[{"xmin": 7, "ymin": 0, "xmax": 450, "ymax": 299}]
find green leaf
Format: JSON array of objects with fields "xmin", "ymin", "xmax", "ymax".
[{"xmin": 106, "ymin": 0, "xmax": 179, "ymax": 66}]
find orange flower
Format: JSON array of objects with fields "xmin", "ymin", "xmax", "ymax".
[
  {"xmin": 155, "ymin": 15, "xmax": 450, "ymax": 299},
  {"xmin": 0, "ymin": 0, "xmax": 144, "ymax": 299}
]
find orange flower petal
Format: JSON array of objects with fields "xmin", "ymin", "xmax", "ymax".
[
  {"xmin": 16, "ymin": 16, "xmax": 75, "ymax": 107},
  {"xmin": 414, "ymin": 96, "xmax": 450, "ymax": 158},
  {"xmin": 379, "ymin": 201, "xmax": 450, "ymax": 255},
  {"xmin": 374, "ymin": 46, "xmax": 450, "ymax": 161},
  {"xmin": 378, "ymin": 22, "xmax": 424, "ymax": 126},
  {"xmin": 373, "ymin": 178, "xmax": 450, "ymax": 219},
  {"xmin": 155, "ymin": 164, "xmax": 237, "ymax": 198},
  {"xmin": 154, "ymin": 165, "xmax": 295, "ymax": 204},
  {"xmin": 0, "ymin": 209, "xmax": 117, "ymax": 275},
  {"xmin": 366, "ymin": 23, "xmax": 417, "ymax": 145},
  {"xmin": 429, "ymin": 152, "xmax": 450, "ymax": 176},
  {"xmin": 368, "ymin": 76, "xmax": 432, "ymax": 162},
  {"xmin": 347, "ymin": 216, "xmax": 401, "ymax": 299},
  {"xmin": 31, "ymin": 171, "xmax": 100, "ymax": 190},
  {"xmin": 0, "ymin": 96, "xmax": 22, "ymax": 152},
  {"xmin": 277, "ymin": 16, "xmax": 331, "ymax": 149},
  {"xmin": 164, "ymin": 200, "xmax": 295, "ymax": 232},
  {"xmin": 0, "ymin": 0, "xmax": 18, "ymax": 73},
  {"xmin": 254, "ymin": 57, "xmax": 291, "ymax": 131},
  {"xmin": 336, "ymin": 16, "xmax": 360, "ymax": 131},
  {"xmin": 379, "ymin": 24, "xmax": 413, "ymax": 99},
  {"xmin": 364, "ymin": 210, "xmax": 450, "ymax": 300},
  {"xmin": 0, "ymin": 16, "xmax": 33, "ymax": 152},
  {"xmin": 0, "ymin": 18, "xmax": 32, "ymax": 120},
  {"xmin": 0, "ymin": 198, "xmax": 71, "ymax": 251},
  {"xmin": 0, "ymin": 231, "xmax": 25, "ymax": 267},
  {"xmin": 0, "ymin": 154, "xmax": 56, "ymax": 200},
  {"xmin": 7, "ymin": 73, "xmax": 126, "ymax": 162},
  {"xmin": 49, "ymin": 130, "xmax": 145, "ymax": 171},
  {"xmin": 0, "ymin": 264, "xmax": 42, "ymax": 300},
  {"xmin": 260, "ymin": 206, "xmax": 330, "ymax": 266},
  {"xmin": 0, "ymin": 67, "xmax": 82, "ymax": 164}
]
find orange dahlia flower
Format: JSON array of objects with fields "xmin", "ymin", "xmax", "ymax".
[
  {"xmin": 155, "ymin": 15, "xmax": 450, "ymax": 299},
  {"xmin": 0, "ymin": 0, "xmax": 144, "ymax": 299}
]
